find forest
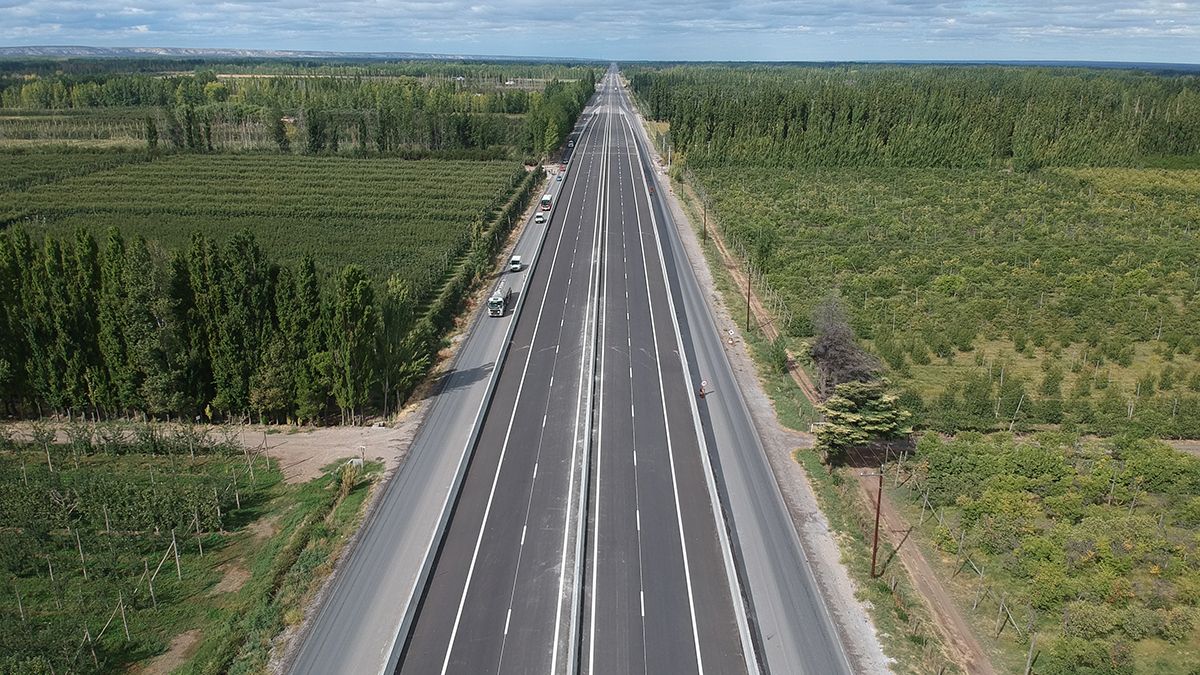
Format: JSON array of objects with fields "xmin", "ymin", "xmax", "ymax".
[
  {"xmin": 0, "ymin": 61, "xmax": 596, "ymax": 155},
  {"xmin": 629, "ymin": 65, "xmax": 1200, "ymax": 169}
]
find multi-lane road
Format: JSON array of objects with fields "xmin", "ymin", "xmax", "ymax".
[{"xmin": 288, "ymin": 67, "xmax": 853, "ymax": 675}]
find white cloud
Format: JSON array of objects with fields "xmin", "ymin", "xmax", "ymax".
[{"xmin": 0, "ymin": 0, "xmax": 1196, "ymax": 62}]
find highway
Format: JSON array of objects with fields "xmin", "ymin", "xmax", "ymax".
[
  {"xmin": 290, "ymin": 67, "xmax": 852, "ymax": 675},
  {"xmin": 582, "ymin": 85, "xmax": 748, "ymax": 675},
  {"xmin": 617, "ymin": 79, "xmax": 854, "ymax": 675}
]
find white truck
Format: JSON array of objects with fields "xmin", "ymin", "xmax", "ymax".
[
  {"xmin": 508, "ymin": 255, "xmax": 523, "ymax": 272},
  {"xmin": 488, "ymin": 278, "xmax": 511, "ymax": 317}
]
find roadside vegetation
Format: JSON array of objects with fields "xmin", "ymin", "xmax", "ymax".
[{"xmin": 0, "ymin": 423, "xmax": 380, "ymax": 675}]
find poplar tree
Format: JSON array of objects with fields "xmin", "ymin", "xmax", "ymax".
[
  {"xmin": 98, "ymin": 229, "xmax": 131, "ymax": 413},
  {"xmin": 331, "ymin": 265, "xmax": 377, "ymax": 424},
  {"xmin": 292, "ymin": 256, "xmax": 329, "ymax": 423},
  {"xmin": 145, "ymin": 115, "xmax": 158, "ymax": 150},
  {"xmin": 269, "ymin": 106, "xmax": 289, "ymax": 152}
]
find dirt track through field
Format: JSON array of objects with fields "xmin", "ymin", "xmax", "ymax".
[{"xmin": 853, "ymin": 474, "xmax": 997, "ymax": 675}]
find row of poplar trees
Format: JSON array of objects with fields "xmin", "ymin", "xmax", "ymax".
[
  {"xmin": 629, "ymin": 65, "xmax": 1200, "ymax": 169},
  {"xmin": 0, "ymin": 226, "xmax": 428, "ymax": 424}
]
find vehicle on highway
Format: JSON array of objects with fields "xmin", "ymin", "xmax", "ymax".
[
  {"xmin": 540, "ymin": 194, "xmax": 552, "ymax": 210},
  {"xmin": 556, "ymin": 174, "xmax": 563, "ymax": 182},
  {"xmin": 535, "ymin": 212, "xmax": 546, "ymax": 224},
  {"xmin": 567, "ymin": 139, "xmax": 575, "ymax": 148},
  {"xmin": 508, "ymin": 255, "xmax": 523, "ymax": 272},
  {"xmin": 487, "ymin": 278, "xmax": 511, "ymax": 317}
]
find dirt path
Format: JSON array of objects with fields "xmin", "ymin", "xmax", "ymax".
[
  {"xmin": 133, "ymin": 628, "xmax": 201, "ymax": 675},
  {"xmin": 854, "ymin": 474, "xmax": 997, "ymax": 675}
]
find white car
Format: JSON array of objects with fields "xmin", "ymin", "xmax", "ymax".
[{"xmin": 534, "ymin": 212, "xmax": 546, "ymax": 224}]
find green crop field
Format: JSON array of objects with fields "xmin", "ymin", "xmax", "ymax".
[
  {"xmin": 1, "ymin": 153, "xmax": 525, "ymax": 286},
  {"xmin": 891, "ymin": 433, "xmax": 1200, "ymax": 674},
  {"xmin": 0, "ymin": 424, "xmax": 379, "ymax": 674},
  {"xmin": 692, "ymin": 166, "xmax": 1200, "ymax": 437},
  {"xmin": 0, "ymin": 148, "xmax": 153, "ymax": 190}
]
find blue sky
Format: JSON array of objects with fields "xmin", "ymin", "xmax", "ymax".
[{"xmin": 1, "ymin": 0, "xmax": 1197, "ymax": 63}]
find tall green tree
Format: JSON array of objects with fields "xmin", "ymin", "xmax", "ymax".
[
  {"xmin": 145, "ymin": 114, "xmax": 158, "ymax": 150},
  {"xmin": 269, "ymin": 105, "xmax": 289, "ymax": 152},
  {"xmin": 815, "ymin": 380, "xmax": 911, "ymax": 465},
  {"xmin": 97, "ymin": 229, "xmax": 132, "ymax": 412},
  {"xmin": 331, "ymin": 265, "xmax": 377, "ymax": 424}
]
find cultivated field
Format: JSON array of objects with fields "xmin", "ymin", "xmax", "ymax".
[
  {"xmin": 1, "ymin": 153, "xmax": 526, "ymax": 286},
  {"xmin": 694, "ymin": 166, "xmax": 1200, "ymax": 437},
  {"xmin": 0, "ymin": 425, "xmax": 380, "ymax": 674}
]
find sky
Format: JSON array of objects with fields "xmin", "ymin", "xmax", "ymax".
[{"xmin": 1, "ymin": 0, "xmax": 1198, "ymax": 64}]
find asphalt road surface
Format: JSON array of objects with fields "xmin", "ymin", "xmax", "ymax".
[
  {"xmin": 582, "ymin": 82, "xmax": 748, "ymax": 675},
  {"xmin": 291, "ymin": 68, "xmax": 851, "ymax": 675},
  {"xmin": 399, "ymin": 76, "xmax": 610, "ymax": 675},
  {"xmin": 616, "ymin": 80, "xmax": 854, "ymax": 675}
]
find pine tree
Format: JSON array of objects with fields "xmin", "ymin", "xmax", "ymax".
[{"xmin": 815, "ymin": 380, "xmax": 911, "ymax": 465}]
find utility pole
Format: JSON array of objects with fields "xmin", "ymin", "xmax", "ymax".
[{"xmin": 862, "ymin": 467, "xmax": 886, "ymax": 578}]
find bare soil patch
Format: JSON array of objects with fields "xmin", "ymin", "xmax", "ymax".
[
  {"xmin": 209, "ymin": 563, "xmax": 251, "ymax": 596},
  {"xmin": 134, "ymin": 628, "xmax": 201, "ymax": 675}
]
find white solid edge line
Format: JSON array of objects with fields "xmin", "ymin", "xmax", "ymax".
[
  {"xmin": 619, "ymin": 85, "xmax": 760, "ymax": 675},
  {"xmin": 619, "ymin": 97, "xmax": 705, "ymax": 675},
  {"xmin": 436, "ymin": 92, "xmax": 602, "ymax": 675}
]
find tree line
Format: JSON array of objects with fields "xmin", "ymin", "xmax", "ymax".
[
  {"xmin": 0, "ymin": 226, "xmax": 425, "ymax": 423},
  {"xmin": 0, "ymin": 157, "xmax": 543, "ymax": 424},
  {"xmin": 2, "ymin": 66, "xmax": 597, "ymax": 155},
  {"xmin": 628, "ymin": 65, "xmax": 1200, "ymax": 169}
]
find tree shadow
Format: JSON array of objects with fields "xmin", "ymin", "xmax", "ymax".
[
  {"xmin": 840, "ymin": 436, "xmax": 917, "ymax": 470},
  {"xmin": 432, "ymin": 362, "xmax": 494, "ymax": 397}
]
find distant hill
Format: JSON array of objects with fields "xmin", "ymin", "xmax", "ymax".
[{"xmin": 0, "ymin": 45, "xmax": 591, "ymax": 62}]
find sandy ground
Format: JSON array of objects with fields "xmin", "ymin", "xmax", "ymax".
[{"xmin": 640, "ymin": 128, "xmax": 892, "ymax": 671}]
